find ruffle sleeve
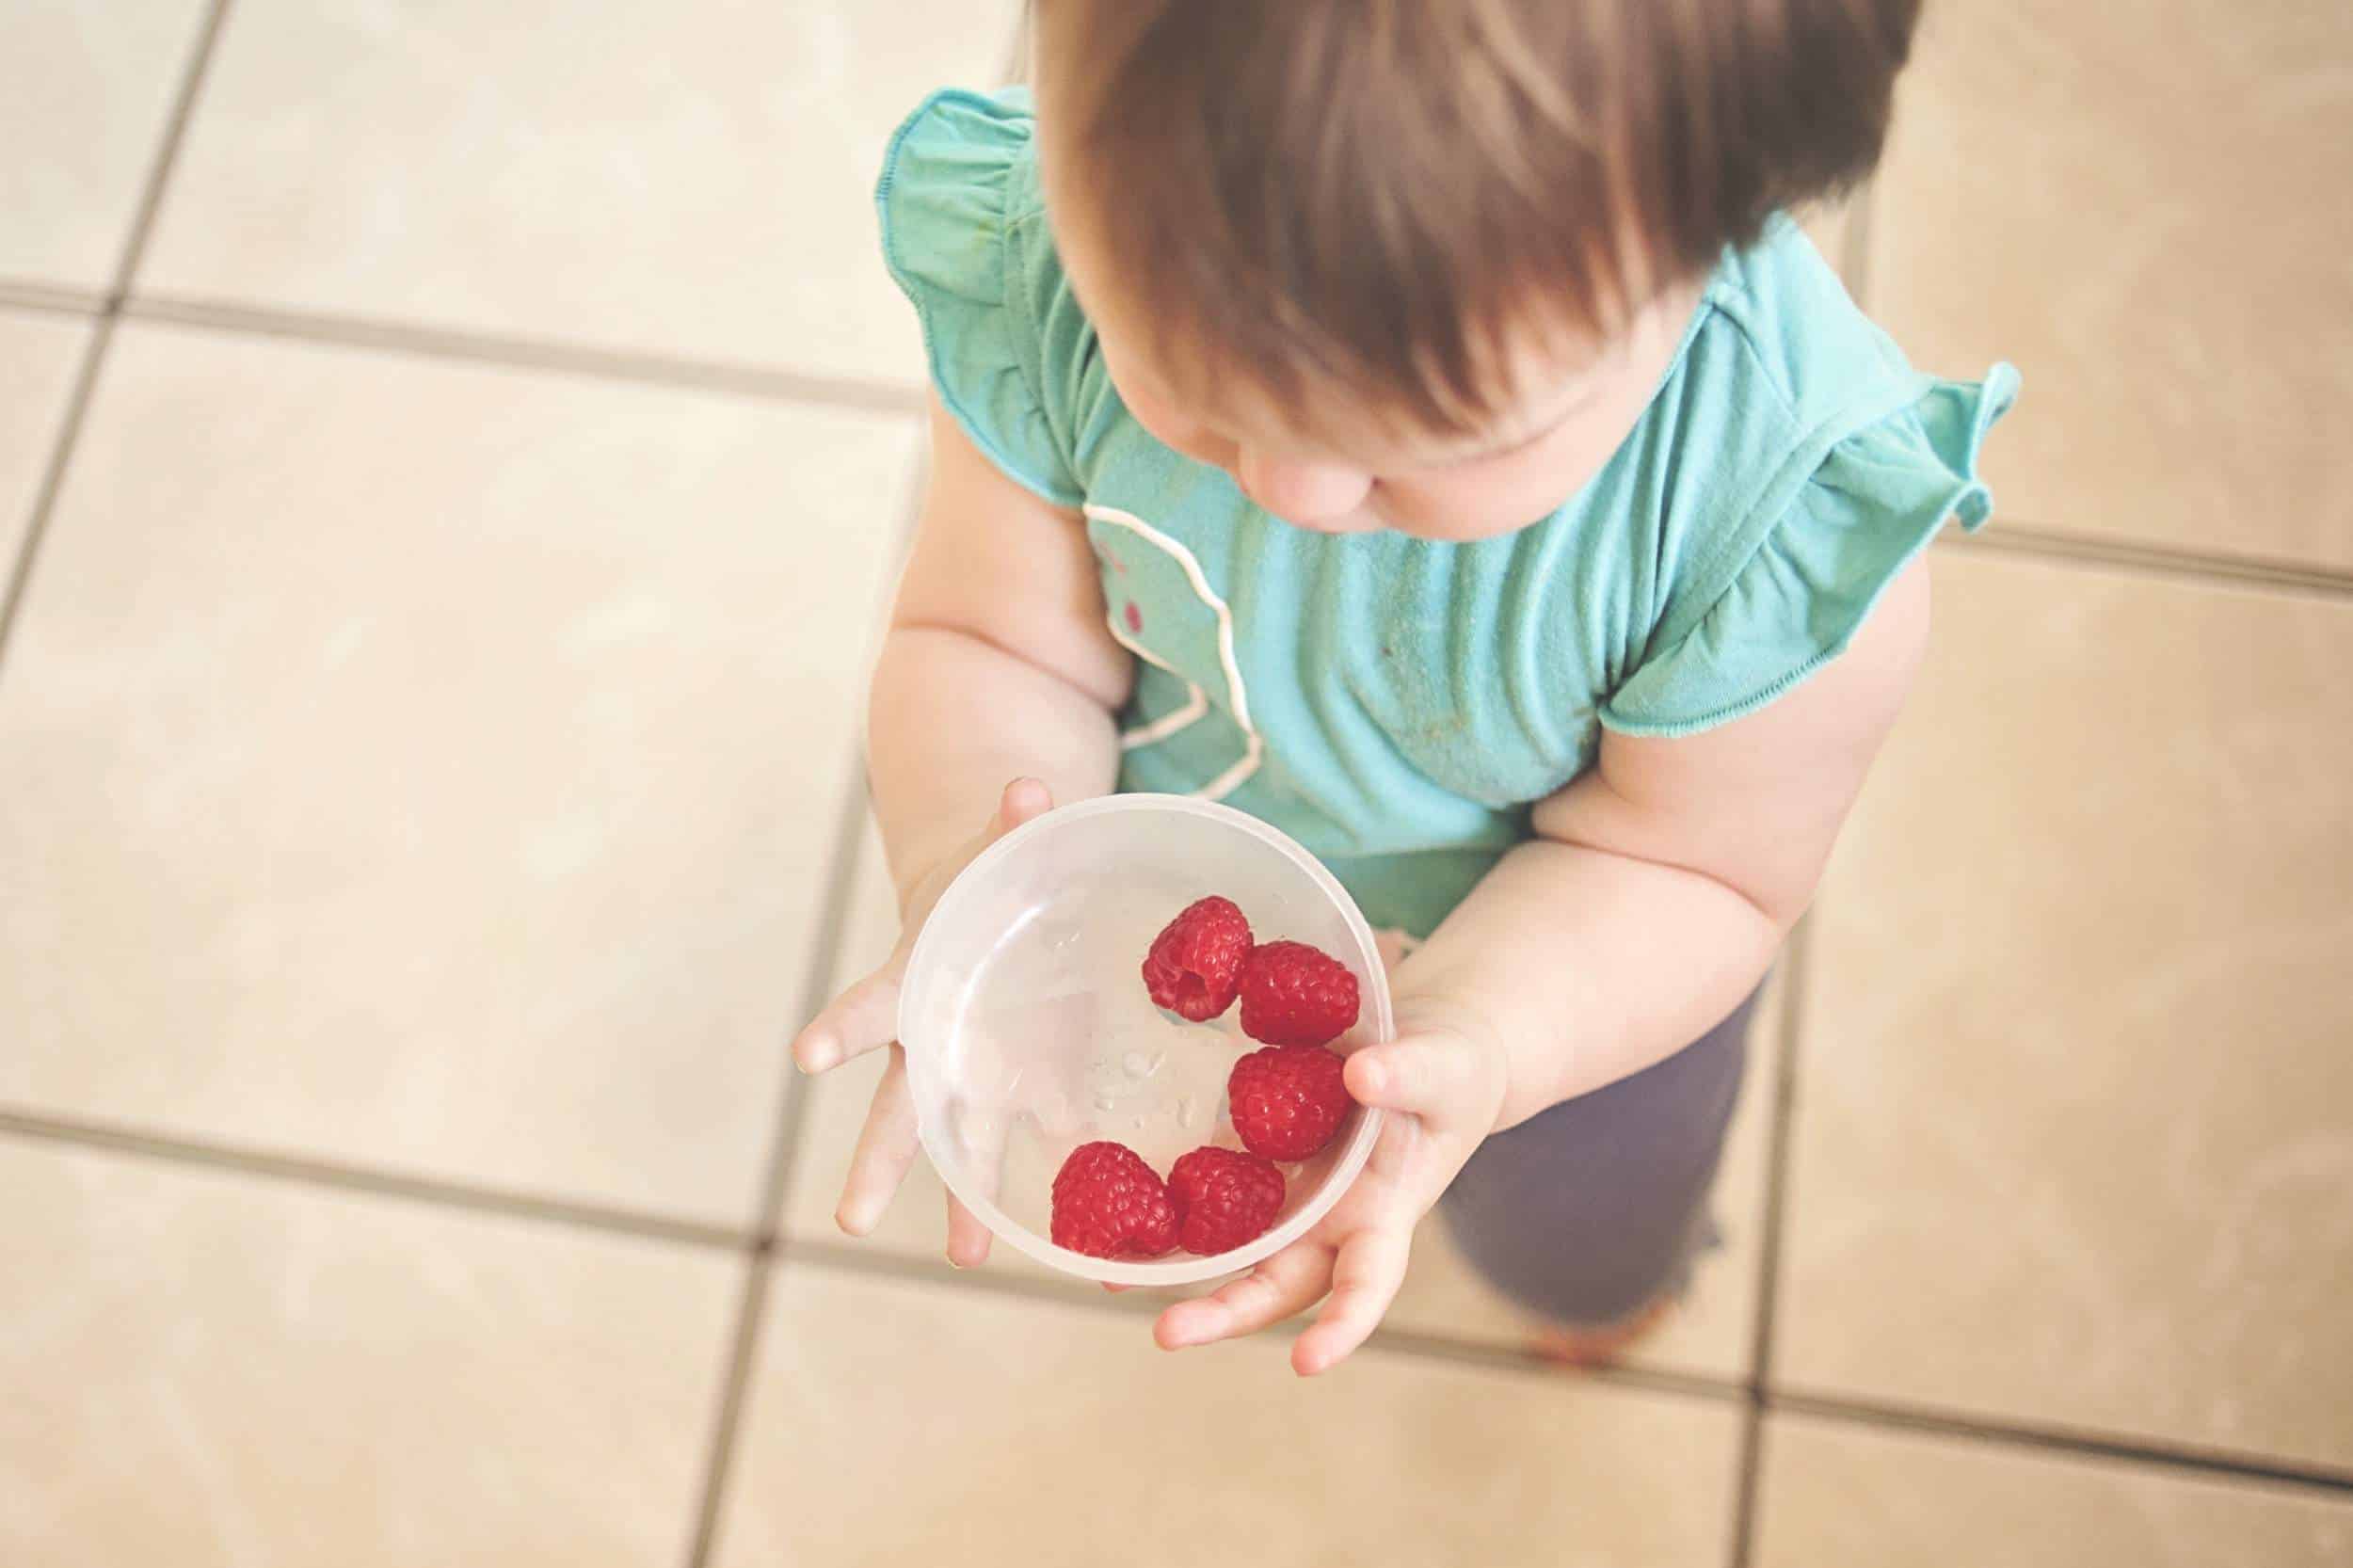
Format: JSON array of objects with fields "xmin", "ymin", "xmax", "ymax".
[
  {"xmin": 1602, "ymin": 363, "xmax": 2020, "ymax": 737},
  {"xmin": 875, "ymin": 89, "xmax": 1083, "ymax": 507}
]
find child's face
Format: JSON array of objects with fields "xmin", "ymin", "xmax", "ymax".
[{"xmin": 1050, "ymin": 193, "xmax": 1699, "ymax": 542}]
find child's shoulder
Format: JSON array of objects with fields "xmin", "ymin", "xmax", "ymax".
[
  {"xmin": 1688, "ymin": 215, "xmax": 1922, "ymax": 436},
  {"xmin": 1599, "ymin": 220, "xmax": 2020, "ymax": 738}
]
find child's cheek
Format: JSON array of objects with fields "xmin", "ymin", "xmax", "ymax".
[{"xmin": 1121, "ymin": 387, "xmax": 1237, "ymax": 475}]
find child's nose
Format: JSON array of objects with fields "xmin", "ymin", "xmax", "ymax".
[{"xmin": 1236, "ymin": 450, "xmax": 1374, "ymax": 528}]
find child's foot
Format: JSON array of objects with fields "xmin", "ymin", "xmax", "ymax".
[{"xmin": 1528, "ymin": 1294, "xmax": 1675, "ymax": 1369}]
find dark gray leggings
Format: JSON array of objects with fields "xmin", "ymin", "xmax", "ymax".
[{"xmin": 1437, "ymin": 985, "xmax": 1759, "ymax": 1326}]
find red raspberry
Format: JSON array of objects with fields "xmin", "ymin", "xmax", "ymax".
[
  {"xmin": 1237, "ymin": 939, "xmax": 1360, "ymax": 1048},
  {"xmin": 1049, "ymin": 1141, "xmax": 1177, "ymax": 1259},
  {"xmin": 1226, "ymin": 1043, "xmax": 1354, "ymax": 1162},
  {"xmin": 1141, "ymin": 895, "xmax": 1254, "ymax": 1022},
  {"xmin": 1168, "ymin": 1145, "xmax": 1288, "ymax": 1256}
]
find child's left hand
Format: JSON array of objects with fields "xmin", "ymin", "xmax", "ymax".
[{"xmin": 1151, "ymin": 1003, "xmax": 1508, "ymax": 1376}]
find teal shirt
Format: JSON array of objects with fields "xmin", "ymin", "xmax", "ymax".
[{"xmin": 880, "ymin": 88, "xmax": 2018, "ymax": 939}]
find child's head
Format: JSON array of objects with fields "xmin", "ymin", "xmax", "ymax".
[{"xmin": 1034, "ymin": 0, "xmax": 1921, "ymax": 539}]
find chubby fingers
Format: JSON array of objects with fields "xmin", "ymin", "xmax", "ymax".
[
  {"xmin": 1154, "ymin": 1240, "xmax": 1332, "ymax": 1352},
  {"xmin": 793, "ymin": 779, "xmax": 1051, "ymax": 1077},
  {"xmin": 791, "ymin": 957, "xmax": 904, "ymax": 1074},
  {"xmin": 1290, "ymin": 1227, "xmax": 1410, "ymax": 1376},
  {"xmin": 945, "ymin": 1191, "xmax": 994, "ymax": 1269},
  {"xmin": 1343, "ymin": 1031, "xmax": 1492, "ymax": 1120},
  {"xmin": 834, "ymin": 1046, "xmax": 920, "ymax": 1236}
]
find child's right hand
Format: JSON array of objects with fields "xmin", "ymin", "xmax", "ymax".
[{"xmin": 789, "ymin": 777, "xmax": 1057, "ymax": 1270}]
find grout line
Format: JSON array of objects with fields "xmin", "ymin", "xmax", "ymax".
[
  {"xmin": 678, "ymin": 753, "xmax": 886, "ymax": 1568},
  {"xmin": 2, "ymin": 0, "xmax": 232, "ymax": 672},
  {"xmin": 0, "ymin": 281, "xmax": 106, "ymax": 318},
  {"xmin": 671, "ymin": 760, "xmax": 872, "ymax": 1568},
  {"xmin": 120, "ymin": 294, "xmax": 926, "ymax": 416},
  {"xmin": 1741, "ymin": 1415, "xmax": 1780, "ymax": 1557},
  {"xmin": 1767, "ymin": 1388, "xmax": 2353, "ymax": 1500},
  {"xmin": 11, "ymin": 1103, "xmax": 2348, "ymax": 1507},
  {"xmin": 0, "ymin": 317, "xmax": 115, "ymax": 666},
  {"xmin": 776, "ymin": 1238, "xmax": 1743, "ymax": 1406},
  {"xmin": 680, "ymin": 1246, "xmax": 776, "ymax": 1568},
  {"xmin": 1941, "ymin": 522, "xmax": 2353, "ymax": 601},
  {"xmin": 786, "ymin": 1240, "xmax": 2353, "ymax": 1506},
  {"xmin": 0, "ymin": 1106, "xmax": 749, "ymax": 1252},
  {"xmin": 107, "ymin": 0, "xmax": 235, "ymax": 304},
  {"xmin": 681, "ymin": 458, "xmax": 931, "ymax": 1566},
  {"xmin": 1365, "ymin": 1325, "xmax": 1746, "ymax": 1406},
  {"xmin": 1726, "ymin": 919, "xmax": 1815, "ymax": 1567}
]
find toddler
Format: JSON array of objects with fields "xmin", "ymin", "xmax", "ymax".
[{"xmin": 793, "ymin": 0, "xmax": 2015, "ymax": 1375}]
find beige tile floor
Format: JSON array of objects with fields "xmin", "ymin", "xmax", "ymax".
[{"xmin": 2, "ymin": 1, "xmax": 2348, "ymax": 1563}]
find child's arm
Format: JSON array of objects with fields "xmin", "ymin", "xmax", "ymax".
[
  {"xmin": 1156, "ymin": 561, "xmax": 1931, "ymax": 1373},
  {"xmin": 868, "ymin": 397, "xmax": 1131, "ymax": 895},
  {"xmin": 1409, "ymin": 557, "xmax": 1932, "ymax": 1127},
  {"xmin": 792, "ymin": 394, "xmax": 1130, "ymax": 1260}
]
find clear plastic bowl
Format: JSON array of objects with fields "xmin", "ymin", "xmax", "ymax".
[{"xmin": 898, "ymin": 793, "xmax": 1390, "ymax": 1286}]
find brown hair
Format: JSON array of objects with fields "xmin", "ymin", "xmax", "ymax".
[{"xmin": 1036, "ymin": 0, "xmax": 1922, "ymax": 437}]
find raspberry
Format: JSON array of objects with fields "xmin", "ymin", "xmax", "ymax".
[
  {"xmin": 1049, "ymin": 1141, "xmax": 1177, "ymax": 1259},
  {"xmin": 1168, "ymin": 1145, "xmax": 1287, "ymax": 1256},
  {"xmin": 1226, "ymin": 1043, "xmax": 1354, "ymax": 1162},
  {"xmin": 1141, "ymin": 895, "xmax": 1254, "ymax": 1022},
  {"xmin": 1237, "ymin": 939, "xmax": 1360, "ymax": 1048}
]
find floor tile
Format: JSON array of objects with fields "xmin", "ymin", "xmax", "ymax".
[
  {"xmin": 0, "ymin": 1137, "xmax": 739, "ymax": 1567},
  {"xmin": 1780, "ymin": 552, "xmax": 2353, "ymax": 1468},
  {"xmin": 1754, "ymin": 1413, "xmax": 2353, "ymax": 1568},
  {"xmin": 0, "ymin": 310, "xmax": 91, "ymax": 568},
  {"xmin": 0, "ymin": 0, "xmax": 209, "ymax": 294},
  {"xmin": 1385, "ymin": 971, "xmax": 1783, "ymax": 1381},
  {"xmin": 140, "ymin": 0, "xmax": 1021, "ymax": 383},
  {"xmin": 0, "ymin": 322, "xmax": 917, "ymax": 1224},
  {"xmin": 714, "ymin": 1265, "xmax": 1742, "ymax": 1568},
  {"xmin": 1869, "ymin": 0, "xmax": 2353, "ymax": 571},
  {"xmin": 825, "ymin": 811, "xmax": 905, "ymax": 998}
]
